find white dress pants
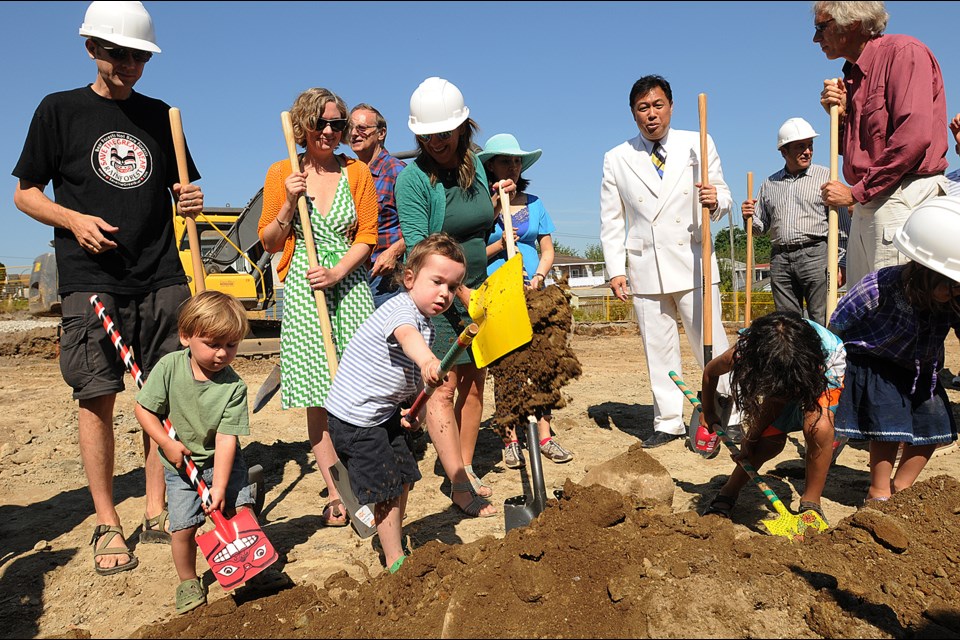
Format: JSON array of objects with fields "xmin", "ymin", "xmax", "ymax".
[{"xmin": 631, "ymin": 285, "xmax": 740, "ymax": 435}]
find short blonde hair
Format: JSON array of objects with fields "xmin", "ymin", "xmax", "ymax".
[
  {"xmin": 289, "ymin": 87, "xmax": 348, "ymax": 148},
  {"xmin": 178, "ymin": 291, "xmax": 249, "ymax": 343}
]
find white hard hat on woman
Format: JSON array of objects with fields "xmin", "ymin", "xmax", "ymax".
[
  {"xmin": 407, "ymin": 77, "xmax": 470, "ymax": 136},
  {"xmin": 79, "ymin": 1, "xmax": 160, "ymax": 53},
  {"xmin": 893, "ymin": 196, "xmax": 960, "ymax": 282}
]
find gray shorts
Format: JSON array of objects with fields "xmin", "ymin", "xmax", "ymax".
[
  {"xmin": 164, "ymin": 455, "xmax": 254, "ymax": 532},
  {"xmin": 59, "ymin": 285, "xmax": 190, "ymax": 400}
]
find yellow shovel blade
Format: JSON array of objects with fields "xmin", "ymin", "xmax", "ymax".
[{"xmin": 468, "ymin": 254, "xmax": 532, "ymax": 369}]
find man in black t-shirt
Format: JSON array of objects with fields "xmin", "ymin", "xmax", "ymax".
[{"xmin": 12, "ymin": 1, "xmax": 204, "ymax": 577}]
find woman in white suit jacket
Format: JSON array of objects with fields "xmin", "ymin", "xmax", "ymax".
[{"xmin": 600, "ymin": 75, "xmax": 740, "ymax": 448}]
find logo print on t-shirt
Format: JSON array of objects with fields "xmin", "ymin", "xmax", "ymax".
[{"xmin": 91, "ymin": 132, "xmax": 151, "ymax": 189}]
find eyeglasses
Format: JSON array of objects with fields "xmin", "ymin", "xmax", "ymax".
[
  {"xmin": 351, "ymin": 124, "xmax": 381, "ymax": 136},
  {"xmin": 417, "ymin": 130, "xmax": 454, "ymax": 143},
  {"xmin": 313, "ymin": 117, "xmax": 348, "ymax": 133},
  {"xmin": 814, "ymin": 18, "xmax": 834, "ymax": 35},
  {"xmin": 97, "ymin": 41, "xmax": 153, "ymax": 63}
]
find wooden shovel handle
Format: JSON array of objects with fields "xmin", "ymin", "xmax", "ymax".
[
  {"xmin": 281, "ymin": 111, "xmax": 338, "ymax": 377},
  {"xmin": 169, "ymin": 108, "xmax": 206, "ymax": 293},
  {"xmin": 498, "ymin": 183, "xmax": 517, "ymax": 259},
  {"xmin": 405, "ymin": 323, "xmax": 480, "ymax": 427},
  {"xmin": 745, "ymin": 171, "xmax": 754, "ymax": 327},
  {"xmin": 698, "ymin": 94, "xmax": 713, "ymax": 360},
  {"xmin": 826, "ymin": 104, "xmax": 840, "ymax": 323}
]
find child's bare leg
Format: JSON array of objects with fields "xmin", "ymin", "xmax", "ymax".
[
  {"xmin": 892, "ymin": 443, "xmax": 936, "ymax": 493},
  {"xmin": 867, "ymin": 441, "xmax": 901, "ymax": 499},
  {"xmin": 171, "ymin": 527, "xmax": 199, "ymax": 581},
  {"xmin": 800, "ymin": 410, "xmax": 835, "ymax": 505},
  {"xmin": 718, "ymin": 435, "xmax": 786, "ymax": 499},
  {"xmin": 375, "ymin": 494, "xmax": 404, "ymax": 569}
]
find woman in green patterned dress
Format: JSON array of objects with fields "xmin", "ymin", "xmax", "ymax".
[
  {"xmin": 396, "ymin": 77, "xmax": 515, "ymax": 518},
  {"xmin": 258, "ymin": 88, "xmax": 379, "ymax": 527}
]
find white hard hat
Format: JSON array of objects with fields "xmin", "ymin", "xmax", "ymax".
[
  {"xmin": 893, "ymin": 196, "xmax": 960, "ymax": 282},
  {"xmin": 79, "ymin": 1, "xmax": 160, "ymax": 53},
  {"xmin": 776, "ymin": 117, "xmax": 818, "ymax": 150},
  {"xmin": 408, "ymin": 77, "xmax": 470, "ymax": 136}
]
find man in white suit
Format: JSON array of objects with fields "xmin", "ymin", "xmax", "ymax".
[{"xmin": 600, "ymin": 75, "xmax": 740, "ymax": 449}]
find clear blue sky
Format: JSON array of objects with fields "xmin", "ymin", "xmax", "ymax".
[{"xmin": 3, "ymin": 1, "xmax": 959, "ymax": 269}]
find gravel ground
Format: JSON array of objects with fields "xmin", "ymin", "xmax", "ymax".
[{"xmin": 0, "ymin": 318, "xmax": 59, "ymax": 334}]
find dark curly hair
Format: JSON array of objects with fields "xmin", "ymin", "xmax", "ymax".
[{"xmin": 730, "ymin": 311, "xmax": 828, "ymax": 429}]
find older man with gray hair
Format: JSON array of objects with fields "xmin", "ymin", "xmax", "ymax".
[{"xmin": 814, "ymin": 0, "xmax": 949, "ymax": 288}]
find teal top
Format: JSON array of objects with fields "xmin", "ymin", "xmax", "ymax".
[
  {"xmin": 136, "ymin": 349, "xmax": 249, "ymax": 471},
  {"xmin": 396, "ymin": 152, "xmax": 493, "ymax": 287}
]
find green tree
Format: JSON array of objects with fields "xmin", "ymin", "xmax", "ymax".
[
  {"xmin": 584, "ymin": 243, "xmax": 605, "ymax": 262},
  {"xmin": 714, "ymin": 226, "xmax": 772, "ymax": 264},
  {"xmin": 552, "ymin": 242, "xmax": 581, "ymax": 257}
]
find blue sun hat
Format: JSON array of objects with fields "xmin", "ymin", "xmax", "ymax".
[{"xmin": 477, "ymin": 134, "xmax": 542, "ymax": 173}]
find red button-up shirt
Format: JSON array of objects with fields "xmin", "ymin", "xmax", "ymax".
[{"xmin": 841, "ymin": 34, "xmax": 948, "ymax": 204}]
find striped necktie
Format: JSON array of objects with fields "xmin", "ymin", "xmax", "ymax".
[{"xmin": 651, "ymin": 142, "xmax": 666, "ymax": 178}]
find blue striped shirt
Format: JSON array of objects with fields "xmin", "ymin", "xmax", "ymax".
[
  {"xmin": 752, "ymin": 164, "xmax": 851, "ymax": 264},
  {"xmin": 324, "ymin": 292, "xmax": 434, "ymax": 426}
]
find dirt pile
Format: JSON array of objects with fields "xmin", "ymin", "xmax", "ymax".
[
  {"xmin": 489, "ymin": 285, "xmax": 582, "ymax": 435},
  {"xmin": 133, "ymin": 475, "xmax": 960, "ymax": 639}
]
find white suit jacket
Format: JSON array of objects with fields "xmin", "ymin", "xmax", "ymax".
[{"xmin": 600, "ymin": 129, "xmax": 731, "ymax": 295}]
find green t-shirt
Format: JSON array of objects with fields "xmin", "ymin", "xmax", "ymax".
[{"xmin": 136, "ymin": 349, "xmax": 249, "ymax": 471}]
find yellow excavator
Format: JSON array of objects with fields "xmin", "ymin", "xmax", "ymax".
[{"xmin": 28, "ymin": 188, "xmax": 282, "ymax": 356}]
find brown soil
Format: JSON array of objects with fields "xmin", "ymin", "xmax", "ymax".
[{"xmin": 2, "ymin": 318, "xmax": 960, "ymax": 639}]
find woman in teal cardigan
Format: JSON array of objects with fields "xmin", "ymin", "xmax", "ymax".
[{"xmin": 396, "ymin": 77, "xmax": 512, "ymax": 518}]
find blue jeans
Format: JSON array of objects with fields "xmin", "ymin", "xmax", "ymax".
[
  {"xmin": 770, "ymin": 241, "xmax": 828, "ymax": 326},
  {"xmin": 369, "ymin": 272, "xmax": 401, "ymax": 308}
]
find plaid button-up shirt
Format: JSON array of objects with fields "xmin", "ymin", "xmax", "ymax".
[
  {"xmin": 830, "ymin": 265, "xmax": 960, "ymax": 396},
  {"xmin": 367, "ymin": 148, "xmax": 406, "ymax": 262}
]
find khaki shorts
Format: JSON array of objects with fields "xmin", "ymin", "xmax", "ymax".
[
  {"xmin": 59, "ymin": 285, "xmax": 190, "ymax": 400},
  {"xmin": 846, "ymin": 174, "xmax": 947, "ymax": 287}
]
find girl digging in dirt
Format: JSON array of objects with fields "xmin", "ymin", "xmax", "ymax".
[
  {"xmin": 700, "ymin": 311, "xmax": 845, "ymax": 522},
  {"xmin": 830, "ymin": 197, "xmax": 960, "ymax": 506},
  {"xmin": 479, "ymin": 133, "xmax": 574, "ymax": 469},
  {"xmin": 325, "ymin": 234, "xmax": 477, "ymax": 574}
]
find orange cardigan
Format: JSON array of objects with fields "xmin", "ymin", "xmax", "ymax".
[{"xmin": 258, "ymin": 154, "xmax": 379, "ymax": 282}]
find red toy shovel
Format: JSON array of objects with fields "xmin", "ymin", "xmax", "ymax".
[{"xmin": 89, "ymin": 295, "xmax": 278, "ymax": 589}]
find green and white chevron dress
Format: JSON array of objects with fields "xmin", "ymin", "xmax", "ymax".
[{"xmin": 280, "ymin": 168, "xmax": 375, "ymax": 409}]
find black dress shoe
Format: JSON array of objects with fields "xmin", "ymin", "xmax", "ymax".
[{"xmin": 642, "ymin": 431, "xmax": 682, "ymax": 449}]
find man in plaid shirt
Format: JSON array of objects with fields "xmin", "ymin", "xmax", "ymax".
[{"xmin": 349, "ymin": 103, "xmax": 407, "ymax": 307}]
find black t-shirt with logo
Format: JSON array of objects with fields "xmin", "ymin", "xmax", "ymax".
[{"xmin": 13, "ymin": 86, "xmax": 200, "ymax": 296}]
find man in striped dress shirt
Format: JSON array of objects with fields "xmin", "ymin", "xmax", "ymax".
[{"xmin": 742, "ymin": 117, "xmax": 850, "ymax": 326}]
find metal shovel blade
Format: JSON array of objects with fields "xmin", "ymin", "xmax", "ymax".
[
  {"xmin": 252, "ymin": 364, "xmax": 281, "ymax": 413},
  {"xmin": 329, "ymin": 460, "xmax": 377, "ymax": 539},
  {"xmin": 504, "ymin": 416, "xmax": 548, "ymax": 532},
  {"xmin": 468, "ymin": 254, "xmax": 532, "ymax": 368},
  {"xmin": 196, "ymin": 508, "xmax": 278, "ymax": 590}
]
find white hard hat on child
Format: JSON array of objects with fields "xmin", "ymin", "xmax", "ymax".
[
  {"xmin": 408, "ymin": 77, "xmax": 470, "ymax": 136},
  {"xmin": 79, "ymin": 1, "xmax": 160, "ymax": 53},
  {"xmin": 893, "ymin": 196, "xmax": 960, "ymax": 282},
  {"xmin": 776, "ymin": 117, "xmax": 818, "ymax": 150}
]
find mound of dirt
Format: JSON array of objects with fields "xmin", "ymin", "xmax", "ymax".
[
  {"xmin": 489, "ymin": 285, "xmax": 582, "ymax": 435},
  {"xmin": 0, "ymin": 327, "xmax": 59, "ymax": 359},
  {"xmin": 132, "ymin": 474, "xmax": 960, "ymax": 638}
]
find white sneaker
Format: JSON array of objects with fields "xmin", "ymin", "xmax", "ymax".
[
  {"xmin": 540, "ymin": 438, "xmax": 574, "ymax": 463},
  {"xmin": 502, "ymin": 441, "xmax": 525, "ymax": 469}
]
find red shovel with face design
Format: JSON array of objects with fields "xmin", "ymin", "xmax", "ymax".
[{"xmin": 89, "ymin": 295, "xmax": 278, "ymax": 589}]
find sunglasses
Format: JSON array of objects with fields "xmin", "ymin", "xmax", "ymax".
[
  {"xmin": 417, "ymin": 130, "xmax": 454, "ymax": 143},
  {"xmin": 351, "ymin": 123, "xmax": 380, "ymax": 136},
  {"xmin": 97, "ymin": 41, "xmax": 153, "ymax": 63},
  {"xmin": 814, "ymin": 18, "xmax": 834, "ymax": 35},
  {"xmin": 313, "ymin": 117, "xmax": 348, "ymax": 133}
]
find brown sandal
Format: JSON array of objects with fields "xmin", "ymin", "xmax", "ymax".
[
  {"xmin": 91, "ymin": 524, "xmax": 139, "ymax": 576},
  {"xmin": 321, "ymin": 499, "xmax": 348, "ymax": 527}
]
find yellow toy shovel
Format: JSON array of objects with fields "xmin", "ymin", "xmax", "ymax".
[{"xmin": 468, "ymin": 253, "xmax": 532, "ymax": 368}]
